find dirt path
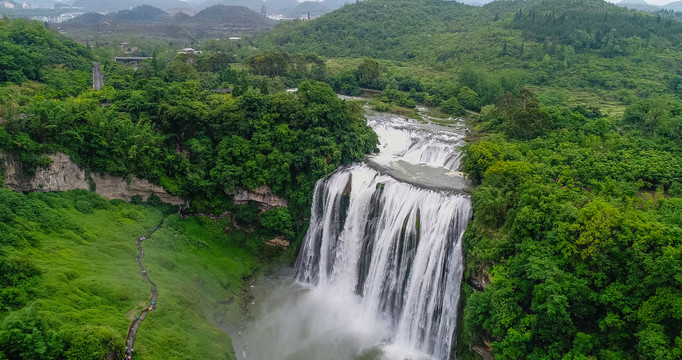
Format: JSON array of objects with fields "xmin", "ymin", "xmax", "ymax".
[{"xmin": 123, "ymin": 224, "xmax": 162, "ymax": 358}]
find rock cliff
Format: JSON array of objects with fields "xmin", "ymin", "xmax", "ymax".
[
  {"xmin": 0, "ymin": 152, "xmax": 187, "ymax": 207},
  {"xmin": 232, "ymin": 185, "xmax": 287, "ymax": 210}
]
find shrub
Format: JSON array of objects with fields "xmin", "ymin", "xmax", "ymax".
[
  {"xmin": 74, "ymin": 200, "xmax": 93, "ymax": 214},
  {"xmin": 130, "ymin": 195, "xmax": 143, "ymax": 205},
  {"xmin": 146, "ymin": 194, "xmax": 161, "ymax": 207},
  {"xmin": 441, "ymin": 97, "xmax": 466, "ymax": 116},
  {"xmin": 260, "ymin": 208, "xmax": 295, "ymax": 239},
  {"xmin": 234, "ymin": 203, "xmax": 259, "ymax": 226}
]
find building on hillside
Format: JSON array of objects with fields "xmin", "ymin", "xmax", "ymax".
[
  {"xmin": 260, "ymin": 5, "xmax": 266, "ymax": 16},
  {"xmin": 229, "ymin": 37, "xmax": 241, "ymax": 41},
  {"xmin": 3, "ymin": 2, "xmax": 13, "ymax": 8},
  {"xmin": 178, "ymin": 48, "xmax": 202, "ymax": 55}
]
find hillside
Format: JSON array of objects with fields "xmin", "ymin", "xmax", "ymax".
[
  {"xmin": 258, "ymin": 0, "xmax": 682, "ymax": 110},
  {"xmin": 0, "ymin": 18, "xmax": 92, "ymax": 89},
  {"xmin": 193, "ymin": 5, "xmax": 272, "ymax": 28},
  {"xmin": 197, "ymin": 0, "xmax": 273, "ymax": 12},
  {"xmin": 0, "ymin": 189, "xmax": 260, "ymax": 360},
  {"xmin": 262, "ymin": 0, "xmax": 682, "ymax": 60},
  {"xmin": 112, "ymin": 5, "xmax": 170, "ymax": 22}
]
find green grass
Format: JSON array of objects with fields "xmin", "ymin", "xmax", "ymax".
[
  {"xmin": 134, "ymin": 216, "xmax": 260, "ymax": 360},
  {"xmin": 21, "ymin": 195, "xmax": 163, "ymax": 349},
  {"xmin": 0, "ymin": 189, "xmax": 262, "ymax": 360}
]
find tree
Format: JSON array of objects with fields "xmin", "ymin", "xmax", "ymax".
[
  {"xmin": 0, "ymin": 304, "xmax": 63, "ymax": 360},
  {"xmin": 357, "ymin": 58, "xmax": 380, "ymax": 88},
  {"xmin": 441, "ymin": 97, "xmax": 466, "ymax": 116},
  {"xmin": 243, "ymin": 51, "xmax": 290, "ymax": 77},
  {"xmin": 457, "ymin": 86, "xmax": 481, "ymax": 111}
]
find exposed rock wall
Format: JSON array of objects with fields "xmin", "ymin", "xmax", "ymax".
[
  {"xmin": 232, "ymin": 185, "xmax": 287, "ymax": 210},
  {"xmin": 0, "ymin": 152, "xmax": 187, "ymax": 207}
]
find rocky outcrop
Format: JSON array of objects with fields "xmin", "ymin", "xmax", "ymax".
[
  {"xmin": 0, "ymin": 152, "xmax": 187, "ymax": 207},
  {"xmin": 232, "ymin": 185, "xmax": 287, "ymax": 210},
  {"xmin": 472, "ymin": 344, "xmax": 494, "ymax": 360},
  {"xmin": 265, "ymin": 236, "xmax": 290, "ymax": 249}
]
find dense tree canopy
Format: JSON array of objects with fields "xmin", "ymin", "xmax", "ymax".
[
  {"xmin": 458, "ymin": 91, "xmax": 682, "ymax": 360},
  {"xmin": 0, "ymin": 19, "xmax": 91, "ymax": 84}
]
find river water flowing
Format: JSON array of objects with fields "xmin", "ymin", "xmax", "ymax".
[{"xmin": 236, "ymin": 107, "xmax": 472, "ymax": 360}]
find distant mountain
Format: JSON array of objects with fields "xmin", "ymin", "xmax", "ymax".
[
  {"xmin": 71, "ymin": 0, "xmax": 185, "ymax": 11},
  {"xmin": 615, "ymin": 0, "xmax": 682, "ymax": 13},
  {"xmin": 662, "ymin": 1, "xmax": 682, "ymax": 12},
  {"xmin": 319, "ymin": 0, "xmax": 353, "ymax": 9},
  {"xmin": 197, "ymin": 0, "xmax": 267, "ymax": 12},
  {"xmin": 287, "ymin": 1, "xmax": 332, "ymax": 18},
  {"xmin": 617, "ymin": 0, "xmax": 661, "ymax": 11},
  {"xmin": 57, "ymin": 11, "xmax": 105, "ymax": 28},
  {"xmin": 60, "ymin": 4, "xmax": 272, "ymax": 43},
  {"xmin": 112, "ymin": 5, "xmax": 168, "ymax": 22},
  {"xmin": 193, "ymin": 0, "xmax": 354, "ymax": 15},
  {"xmin": 193, "ymin": 4, "xmax": 272, "ymax": 28}
]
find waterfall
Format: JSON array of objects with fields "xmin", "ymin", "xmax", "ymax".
[
  {"xmin": 239, "ymin": 111, "xmax": 472, "ymax": 360},
  {"xmin": 368, "ymin": 118, "xmax": 465, "ymax": 171},
  {"xmin": 295, "ymin": 164, "xmax": 471, "ymax": 359}
]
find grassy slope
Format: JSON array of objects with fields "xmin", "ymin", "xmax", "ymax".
[
  {"xmin": 1, "ymin": 189, "xmax": 260, "ymax": 360},
  {"xmin": 135, "ymin": 216, "xmax": 259, "ymax": 359}
]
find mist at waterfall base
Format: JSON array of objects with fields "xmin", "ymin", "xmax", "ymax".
[{"xmin": 236, "ymin": 111, "xmax": 472, "ymax": 360}]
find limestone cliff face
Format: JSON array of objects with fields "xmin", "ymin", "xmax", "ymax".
[
  {"xmin": 232, "ymin": 185, "xmax": 287, "ymax": 210},
  {"xmin": 0, "ymin": 152, "xmax": 187, "ymax": 207}
]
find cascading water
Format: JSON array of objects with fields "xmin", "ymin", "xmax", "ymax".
[
  {"xmin": 238, "ymin": 109, "xmax": 472, "ymax": 360},
  {"xmin": 368, "ymin": 118, "xmax": 465, "ymax": 170}
]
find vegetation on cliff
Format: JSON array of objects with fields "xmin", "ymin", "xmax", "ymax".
[{"xmin": 458, "ymin": 89, "xmax": 682, "ymax": 359}]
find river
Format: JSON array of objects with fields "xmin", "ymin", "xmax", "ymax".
[{"xmin": 234, "ymin": 104, "xmax": 472, "ymax": 360}]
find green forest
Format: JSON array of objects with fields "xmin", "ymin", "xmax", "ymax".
[
  {"xmin": 1, "ymin": 0, "xmax": 682, "ymax": 359},
  {"xmin": 458, "ymin": 90, "xmax": 682, "ymax": 359}
]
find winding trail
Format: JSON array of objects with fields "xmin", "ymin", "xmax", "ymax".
[{"xmin": 124, "ymin": 223, "xmax": 162, "ymax": 358}]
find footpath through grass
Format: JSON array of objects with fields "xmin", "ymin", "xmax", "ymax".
[{"xmin": 0, "ymin": 189, "xmax": 262, "ymax": 360}]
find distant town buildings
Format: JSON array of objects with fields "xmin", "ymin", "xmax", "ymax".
[
  {"xmin": 178, "ymin": 48, "xmax": 202, "ymax": 55},
  {"xmin": 31, "ymin": 12, "xmax": 84, "ymax": 23},
  {"xmin": 266, "ymin": 13, "xmax": 286, "ymax": 21}
]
